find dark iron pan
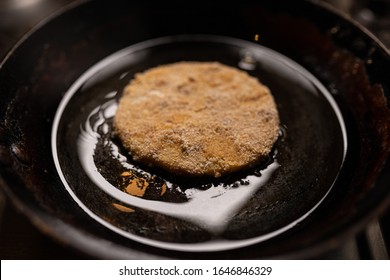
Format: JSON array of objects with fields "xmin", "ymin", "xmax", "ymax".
[{"xmin": 0, "ymin": 0, "xmax": 389, "ymax": 259}]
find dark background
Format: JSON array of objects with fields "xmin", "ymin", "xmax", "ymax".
[{"xmin": 0, "ymin": 0, "xmax": 389, "ymax": 259}]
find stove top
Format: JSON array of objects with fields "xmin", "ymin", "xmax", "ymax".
[{"xmin": 0, "ymin": 0, "xmax": 389, "ymax": 259}]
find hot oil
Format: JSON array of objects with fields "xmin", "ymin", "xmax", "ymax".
[
  {"xmin": 53, "ymin": 35, "xmax": 347, "ymax": 251},
  {"xmin": 78, "ymin": 90, "xmax": 281, "ymax": 235}
]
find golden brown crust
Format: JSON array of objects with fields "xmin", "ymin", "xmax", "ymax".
[{"xmin": 114, "ymin": 62, "xmax": 280, "ymax": 177}]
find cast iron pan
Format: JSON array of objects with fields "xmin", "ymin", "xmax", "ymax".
[{"xmin": 0, "ymin": 0, "xmax": 389, "ymax": 259}]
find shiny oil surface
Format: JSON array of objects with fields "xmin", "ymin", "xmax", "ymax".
[{"xmin": 52, "ymin": 35, "xmax": 347, "ymax": 252}]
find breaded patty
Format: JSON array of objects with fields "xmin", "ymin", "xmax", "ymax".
[{"xmin": 114, "ymin": 62, "xmax": 280, "ymax": 177}]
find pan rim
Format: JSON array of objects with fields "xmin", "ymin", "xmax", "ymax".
[
  {"xmin": 0, "ymin": 0, "xmax": 88, "ymax": 69},
  {"xmin": 311, "ymin": 0, "xmax": 390, "ymax": 56},
  {"xmin": 0, "ymin": 0, "xmax": 389, "ymax": 259}
]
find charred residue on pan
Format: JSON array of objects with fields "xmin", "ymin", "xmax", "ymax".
[
  {"xmin": 93, "ymin": 114, "xmax": 279, "ymax": 203},
  {"xmin": 53, "ymin": 36, "xmax": 347, "ymax": 250}
]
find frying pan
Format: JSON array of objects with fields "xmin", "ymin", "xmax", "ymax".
[{"xmin": 0, "ymin": 0, "xmax": 389, "ymax": 259}]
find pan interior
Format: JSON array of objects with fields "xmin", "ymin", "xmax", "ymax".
[{"xmin": 52, "ymin": 35, "xmax": 347, "ymax": 252}]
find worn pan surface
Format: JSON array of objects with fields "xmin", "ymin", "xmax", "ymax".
[{"xmin": 0, "ymin": 0, "xmax": 389, "ymax": 259}]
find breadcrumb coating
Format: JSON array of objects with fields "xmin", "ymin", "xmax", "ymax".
[{"xmin": 114, "ymin": 62, "xmax": 280, "ymax": 177}]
